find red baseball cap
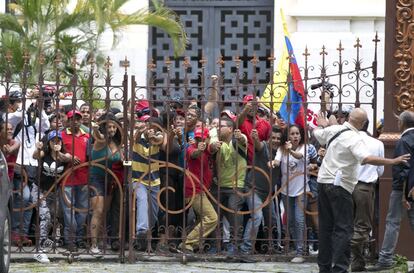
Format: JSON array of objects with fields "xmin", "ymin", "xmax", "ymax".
[
  {"xmin": 66, "ymin": 110, "xmax": 82, "ymax": 119},
  {"xmin": 194, "ymin": 127, "xmax": 209, "ymax": 140},
  {"xmin": 243, "ymin": 94, "xmax": 256, "ymax": 104},
  {"xmin": 135, "ymin": 100, "xmax": 150, "ymax": 112},
  {"xmin": 220, "ymin": 110, "xmax": 237, "ymax": 121},
  {"xmin": 176, "ymin": 109, "xmax": 186, "ymax": 117}
]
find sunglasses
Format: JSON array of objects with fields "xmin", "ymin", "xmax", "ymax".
[{"xmin": 136, "ymin": 108, "xmax": 151, "ymax": 118}]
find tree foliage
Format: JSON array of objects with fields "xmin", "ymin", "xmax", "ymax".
[{"xmin": 0, "ymin": 0, "xmax": 187, "ymax": 81}]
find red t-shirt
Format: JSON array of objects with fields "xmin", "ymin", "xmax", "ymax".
[
  {"xmin": 112, "ymin": 161, "xmax": 124, "ymax": 185},
  {"xmin": 184, "ymin": 144, "xmax": 213, "ymax": 198},
  {"xmin": 239, "ymin": 116, "xmax": 271, "ymax": 163},
  {"xmin": 61, "ymin": 128, "xmax": 90, "ymax": 186}
]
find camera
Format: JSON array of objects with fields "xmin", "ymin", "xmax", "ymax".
[
  {"xmin": 38, "ymin": 86, "xmax": 56, "ymax": 115},
  {"xmin": 310, "ymin": 81, "xmax": 334, "ymax": 90}
]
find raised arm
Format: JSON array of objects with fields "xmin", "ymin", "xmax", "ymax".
[
  {"xmin": 33, "ymin": 141, "xmax": 45, "ymax": 160},
  {"xmin": 236, "ymin": 102, "xmax": 252, "ymax": 128},
  {"xmin": 251, "ymin": 129, "xmax": 264, "ymax": 151}
]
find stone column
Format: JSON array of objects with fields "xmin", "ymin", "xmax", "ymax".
[{"xmin": 378, "ymin": 0, "xmax": 413, "ymax": 260}]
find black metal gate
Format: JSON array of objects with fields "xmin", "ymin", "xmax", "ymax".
[{"xmin": 4, "ymin": 33, "xmax": 380, "ymax": 264}]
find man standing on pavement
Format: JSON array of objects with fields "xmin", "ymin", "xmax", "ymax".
[
  {"xmin": 368, "ymin": 110, "xmax": 414, "ymax": 272},
  {"xmin": 350, "ymin": 120, "xmax": 384, "ymax": 272},
  {"xmin": 313, "ymin": 108, "xmax": 410, "ymax": 273},
  {"xmin": 60, "ymin": 110, "xmax": 90, "ymax": 251}
]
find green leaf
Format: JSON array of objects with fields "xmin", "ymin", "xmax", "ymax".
[{"xmin": 0, "ymin": 14, "xmax": 25, "ymax": 35}]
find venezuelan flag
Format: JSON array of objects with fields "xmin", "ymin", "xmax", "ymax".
[{"xmin": 261, "ymin": 9, "xmax": 305, "ymax": 128}]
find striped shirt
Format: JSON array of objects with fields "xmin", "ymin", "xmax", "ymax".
[{"xmin": 132, "ymin": 135, "xmax": 161, "ymax": 187}]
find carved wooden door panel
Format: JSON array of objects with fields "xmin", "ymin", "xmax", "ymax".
[{"xmin": 148, "ymin": 0, "xmax": 274, "ymax": 106}]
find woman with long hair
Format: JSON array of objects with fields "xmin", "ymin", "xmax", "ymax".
[
  {"xmin": 89, "ymin": 113, "xmax": 122, "ymax": 256},
  {"xmin": 271, "ymin": 124, "xmax": 309, "ymax": 263}
]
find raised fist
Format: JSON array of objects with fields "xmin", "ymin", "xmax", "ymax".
[
  {"xmin": 234, "ymin": 129, "xmax": 243, "ymax": 140},
  {"xmin": 197, "ymin": 142, "xmax": 206, "ymax": 152}
]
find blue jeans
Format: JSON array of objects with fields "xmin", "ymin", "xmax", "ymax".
[
  {"xmin": 241, "ymin": 192, "xmax": 278, "ymax": 252},
  {"xmin": 134, "ymin": 183, "xmax": 160, "ymax": 235},
  {"xmin": 12, "ymin": 168, "xmax": 33, "ymax": 235},
  {"xmin": 60, "ymin": 185, "xmax": 88, "ymax": 245},
  {"xmin": 282, "ymin": 194, "xmax": 305, "ymax": 255},
  {"xmin": 378, "ymin": 190, "xmax": 414, "ymax": 266}
]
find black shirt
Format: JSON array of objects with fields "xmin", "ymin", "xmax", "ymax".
[{"xmin": 39, "ymin": 153, "xmax": 66, "ymax": 191}]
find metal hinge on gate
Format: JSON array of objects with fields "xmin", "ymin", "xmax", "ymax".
[{"xmin": 123, "ymin": 160, "xmax": 132, "ymax": 166}]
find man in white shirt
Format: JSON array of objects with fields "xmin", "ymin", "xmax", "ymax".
[
  {"xmin": 350, "ymin": 121, "xmax": 384, "ymax": 272},
  {"xmin": 314, "ymin": 108, "xmax": 409, "ymax": 273},
  {"xmin": 7, "ymin": 91, "xmax": 50, "ymax": 246}
]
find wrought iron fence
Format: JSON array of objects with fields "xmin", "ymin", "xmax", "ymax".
[{"xmin": 1, "ymin": 34, "xmax": 380, "ymax": 263}]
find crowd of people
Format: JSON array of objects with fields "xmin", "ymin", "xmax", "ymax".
[{"xmin": 0, "ymin": 88, "xmax": 413, "ymax": 273}]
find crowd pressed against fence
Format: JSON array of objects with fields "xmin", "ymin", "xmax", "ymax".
[
  {"xmin": 2, "ymin": 40, "xmax": 409, "ymax": 272},
  {"xmin": 0, "ymin": 84, "xmax": 382, "ymax": 264}
]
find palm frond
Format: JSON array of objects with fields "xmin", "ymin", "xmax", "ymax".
[
  {"xmin": 112, "ymin": 0, "xmax": 130, "ymax": 12},
  {"xmin": 0, "ymin": 14, "xmax": 25, "ymax": 35},
  {"xmin": 125, "ymin": 8, "xmax": 187, "ymax": 56},
  {"xmin": 54, "ymin": 11, "xmax": 93, "ymax": 34}
]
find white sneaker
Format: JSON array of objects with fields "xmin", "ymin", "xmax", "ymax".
[
  {"xmin": 309, "ymin": 249, "xmax": 319, "ymax": 255},
  {"xmin": 90, "ymin": 246, "xmax": 103, "ymax": 258},
  {"xmin": 34, "ymin": 252, "xmax": 50, "ymax": 263},
  {"xmin": 291, "ymin": 256, "xmax": 305, "ymax": 263},
  {"xmin": 309, "ymin": 245, "xmax": 319, "ymax": 255},
  {"xmin": 41, "ymin": 238, "xmax": 54, "ymax": 249}
]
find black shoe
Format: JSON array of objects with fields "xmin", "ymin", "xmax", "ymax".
[
  {"xmin": 367, "ymin": 263, "xmax": 394, "ymax": 272},
  {"xmin": 133, "ymin": 234, "xmax": 147, "ymax": 252},
  {"xmin": 111, "ymin": 240, "xmax": 120, "ymax": 251},
  {"xmin": 351, "ymin": 266, "xmax": 366, "ymax": 272},
  {"xmin": 76, "ymin": 240, "xmax": 87, "ymax": 249},
  {"xmin": 66, "ymin": 243, "xmax": 78, "ymax": 253}
]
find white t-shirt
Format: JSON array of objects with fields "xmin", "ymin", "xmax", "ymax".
[{"xmin": 275, "ymin": 145, "xmax": 310, "ymax": 197}]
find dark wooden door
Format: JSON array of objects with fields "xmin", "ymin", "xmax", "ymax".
[{"xmin": 148, "ymin": 0, "xmax": 274, "ymax": 105}]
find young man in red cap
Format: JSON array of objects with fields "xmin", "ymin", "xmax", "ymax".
[
  {"xmin": 180, "ymin": 126, "xmax": 218, "ymax": 252},
  {"xmin": 60, "ymin": 109, "xmax": 90, "ymax": 251},
  {"xmin": 237, "ymin": 95, "xmax": 271, "ymax": 163}
]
